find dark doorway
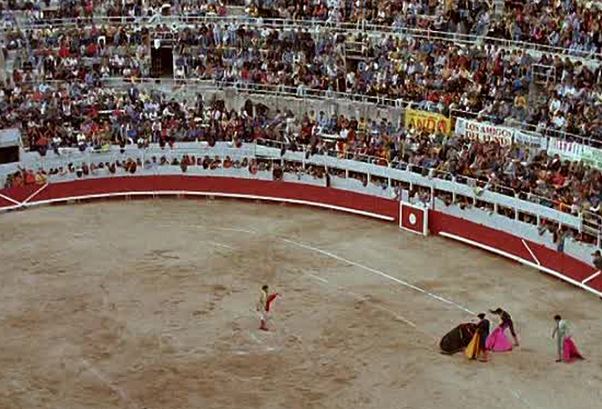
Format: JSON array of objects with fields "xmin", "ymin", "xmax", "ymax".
[
  {"xmin": 0, "ymin": 146, "xmax": 19, "ymax": 164},
  {"xmin": 151, "ymin": 46, "xmax": 174, "ymax": 77}
]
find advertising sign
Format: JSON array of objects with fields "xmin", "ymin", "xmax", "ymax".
[
  {"xmin": 547, "ymin": 138, "xmax": 584, "ymax": 161},
  {"xmin": 455, "ymin": 118, "xmax": 514, "ymax": 146},
  {"xmin": 514, "ymin": 129, "xmax": 548, "ymax": 151},
  {"xmin": 405, "ymin": 109, "xmax": 452, "ymax": 135}
]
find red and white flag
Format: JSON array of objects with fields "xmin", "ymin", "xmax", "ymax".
[{"xmin": 400, "ymin": 203, "xmax": 428, "ymax": 235}]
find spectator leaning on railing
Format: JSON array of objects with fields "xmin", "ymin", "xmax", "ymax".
[{"xmin": 592, "ymin": 250, "xmax": 602, "ymax": 271}]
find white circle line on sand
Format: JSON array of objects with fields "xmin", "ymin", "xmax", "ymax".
[
  {"xmin": 512, "ymin": 389, "xmax": 536, "ymax": 409},
  {"xmin": 207, "ymin": 241, "xmax": 235, "ymax": 250},
  {"xmin": 215, "ymin": 227, "xmax": 258, "ymax": 234},
  {"xmin": 307, "ymin": 272, "xmax": 329, "ymax": 284},
  {"xmin": 197, "ymin": 226, "xmax": 258, "ymax": 235},
  {"xmin": 282, "ymin": 238, "xmax": 475, "ymax": 315},
  {"xmin": 304, "ymin": 271, "xmax": 417, "ymax": 328},
  {"xmin": 81, "ymin": 359, "xmax": 129, "ymax": 403}
]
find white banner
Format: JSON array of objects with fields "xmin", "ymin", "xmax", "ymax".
[
  {"xmin": 455, "ymin": 118, "xmax": 514, "ymax": 146},
  {"xmin": 513, "ymin": 130, "xmax": 548, "ymax": 150},
  {"xmin": 547, "ymin": 138, "xmax": 584, "ymax": 161},
  {"xmin": 581, "ymin": 145, "xmax": 602, "ymax": 170}
]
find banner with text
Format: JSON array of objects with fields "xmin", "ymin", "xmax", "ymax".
[
  {"xmin": 405, "ymin": 109, "xmax": 452, "ymax": 135},
  {"xmin": 547, "ymin": 138, "xmax": 584, "ymax": 162},
  {"xmin": 454, "ymin": 118, "xmax": 514, "ymax": 146},
  {"xmin": 581, "ymin": 146, "xmax": 602, "ymax": 169},
  {"xmin": 513, "ymin": 129, "xmax": 548, "ymax": 150},
  {"xmin": 547, "ymin": 138, "xmax": 602, "ymax": 170}
]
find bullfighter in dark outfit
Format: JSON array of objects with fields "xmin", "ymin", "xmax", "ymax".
[
  {"xmin": 476, "ymin": 313, "xmax": 490, "ymax": 362},
  {"xmin": 490, "ymin": 307, "xmax": 519, "ymax": 346},
  {"xmin": 465, "ymin": 313, "xmax": 491, "ymax": 362}
]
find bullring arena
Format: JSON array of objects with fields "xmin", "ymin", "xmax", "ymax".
[
  {"xmin": 3, "ymin": 1, "xmax": 602, "ymax": 408},
  {"xmin": 1, "ymin": 198, "xmax": 601, "ymax": 409}
]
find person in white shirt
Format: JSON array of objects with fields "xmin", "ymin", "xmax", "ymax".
[
  {"xmin": 256, "ymin": 285, "xmax": 270, "ymax": 331},
  {"xmin": 552, "ymin": 314, "xmax": 569, "ymax": 362}
]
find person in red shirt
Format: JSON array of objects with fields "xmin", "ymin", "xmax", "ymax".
[
  {"xmin": 86, "ymin": 42, "xmax": 98, "ymax": 57},
  {"xmin": 58, "ymin": 46, "xmax": 69, "ymax": 59},
  {"xmin": 36, "ymin": 134, "xmax": 49, "ymax": 156},
  {"xmin": 24, "ymin": 170, "xmax": 36, "ymax": 185}
]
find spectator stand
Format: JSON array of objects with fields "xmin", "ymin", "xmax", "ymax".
[
  {"xmin": 4, "ymin": 13, "xmax": 602, "ymax": 62},
  {"xmin": 3, "ymin": 138, "xmax": 595, "ymax": 238},
  {"xmin": 6, "ymin": 17, "xmax": 602, "ymax": 146},
  {"xmin": 6, "ymin": 75, "xmax": 602, "ymax": 243}
]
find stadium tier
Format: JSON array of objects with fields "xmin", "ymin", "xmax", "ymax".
[{"xmin": 1, "ymin": 16, "xmax": 602, "ymax": 142}]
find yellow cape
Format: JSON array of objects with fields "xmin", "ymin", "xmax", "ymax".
[{"xmin": 465, "ymin": 332, "xmax": 481, "ymax": 359}]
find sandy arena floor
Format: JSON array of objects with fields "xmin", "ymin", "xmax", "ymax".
[{"xmin": 0, "ymin": 198, "xmax": 601, "ymax": 409}]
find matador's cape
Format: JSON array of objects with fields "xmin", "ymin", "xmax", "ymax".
[{"xmin": 266, "ymin": 293, "xmax": 279, "ymax": 312}]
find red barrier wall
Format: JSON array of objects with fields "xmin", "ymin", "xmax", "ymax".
[
  {"xmin": 429, "ymin": 212, "xmax": 600, "ymax": 293},
  {"xmin": 26, "ymin": 176, "xmax": 400, "ymax": 220},
  {"xmin": 1, "ymin": 176, "xmax": 600, "ymax": 295},
  {"xmin": 1, "ymin": 184, "xmax": 41, "ymax": 203},
  {"xmin": 0, "ymin": 195, "xmax": 15, "ymax": 208}
]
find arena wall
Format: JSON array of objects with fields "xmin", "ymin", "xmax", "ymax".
[{"xmin": 1, "ymin": 175, "xmax": 600, "ymax": 297}]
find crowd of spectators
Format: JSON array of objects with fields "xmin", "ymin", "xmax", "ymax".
[
  {"xmin": 248, "ymin": 0, "xmax": 491, "ymax": 35},
  {"xmin": 2, "ymin": 0, "xmax": 602, "ymax": 55},
  {"xmin": 2, "ymin": 77, "xmax": 602, "ymax": 227},
  {"xmin": 1, "ymin": 0, "xmax": 229, "ymax": 22},
  {"xmin": 6, "ymin": 19, "xmax": 602, "ymax": 141},
  {"xmin": 4, "ymin": 92, "xmax": 601, "ymax": 246},
  {"xmin": 494, "ymin": 0, "xmax": 602, "ymax": 53},
  {"xmin": 5, "ymin": 23, "xmax": 152, "ymax": 81},
  {"xmin": 1, "ymin": 2, "xmax": 602, "ymax": 243},
  {"xmin": 246, "ymin": 0, "xmax": 602, "ymax": 54},
  {"xmin": 171, "ymin": 24, "xmax": 602, "ymax": 141},
  {"xmin": 3, "ymin": 8, "xmax": 602, "ymax": 141}
]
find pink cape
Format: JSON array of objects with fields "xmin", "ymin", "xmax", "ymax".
[
  {"xmin": 563, "ymin": 337, "xmax": 584, "ymax": 362},
  {"xmin": 486, "ymin": 326, "xmax": 513, "ymax": 352}
]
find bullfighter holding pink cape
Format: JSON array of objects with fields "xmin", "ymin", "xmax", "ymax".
[
  {"xmin": 485, "ymin": 308, "xmax": 518, "ymax": 352},
  {"xmin": 486, "ymin": 326, "xmax": 513, "ymax": 352},
  {"xmin": 552, "ymin": 315, "xmax": 584, "ymax": 363}
]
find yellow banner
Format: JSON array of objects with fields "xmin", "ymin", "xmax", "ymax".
[{"xmin": 405, "ymin": 109, "xmax": 451, "ymax": 135}]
